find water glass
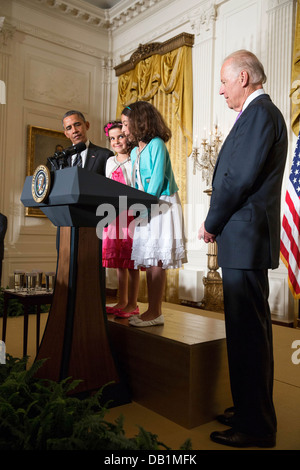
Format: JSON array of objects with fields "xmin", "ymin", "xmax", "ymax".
[
  {"xmin": 14, "ymin": 270, "xmax": 25, "ymax": 291},
  {"xmin": 45, "ymin": 272, "xmax": 55, "ymax": 292},
  {"xmin": 25, "ymin": 272, "xmax": 37, "ymax": 294},
  {"xmin": 32, "ymin": 270, "xmax": 43, "ymax": 290}
]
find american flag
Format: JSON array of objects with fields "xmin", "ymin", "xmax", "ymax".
[{"xmin": 280, "ymin": 131, "xmax": 300, "ymax": 298}]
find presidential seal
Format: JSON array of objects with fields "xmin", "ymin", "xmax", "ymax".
[{"xmin": 31, "ymin": 165, "xmax": 51, "ymax": 203}]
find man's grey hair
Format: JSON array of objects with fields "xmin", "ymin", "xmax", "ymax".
[{"xmin": 224, "ymin": 50, "xmax": 267, "ymax": 85}]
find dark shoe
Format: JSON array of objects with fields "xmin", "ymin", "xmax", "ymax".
[
  {"xmin": 210, "ymin": 428, "xmax": 276, "ymax": 448},
  {"xmin": 216, "ymin": 406, "xmax": 235, "ymax": 426}
]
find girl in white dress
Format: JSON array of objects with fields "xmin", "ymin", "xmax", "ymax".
[{"xmin": 121, "ymin": 102, "xmax": 187, "ymax": 327}]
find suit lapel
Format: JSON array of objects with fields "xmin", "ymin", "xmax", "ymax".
[{"xmin": 85, "ymin": 143, "xmax": 97, "ymax": 170}]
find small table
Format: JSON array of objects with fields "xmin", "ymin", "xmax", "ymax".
[{"xmin": 2, "ymin": 289, "xmax": 53, "ymax": 357}]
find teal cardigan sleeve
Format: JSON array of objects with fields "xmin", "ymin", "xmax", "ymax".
[
  {"xmin": 141, "ymin": 138, "xmax": 178, "ymax": 197},
  {"xmin": 146, "ymin": 138, "xmax": 167, "ymax": 197}
]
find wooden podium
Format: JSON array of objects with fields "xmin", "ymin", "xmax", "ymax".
[{"xmin": 21, "ymin": 167, "xmax": 157, "ymax": 401}]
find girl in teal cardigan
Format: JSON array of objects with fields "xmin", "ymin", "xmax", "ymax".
[{"xmin": 121, "ymin": 101, "xmax": 187, "ymax": 327}]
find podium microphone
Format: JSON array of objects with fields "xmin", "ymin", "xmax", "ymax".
[
  {"xmin": 59, "ymin": 141, "xmax": 86, "ymax": 157},
  {"xmin": 47, "ymin": 142, "xmax": 86, "ymax": 170}
]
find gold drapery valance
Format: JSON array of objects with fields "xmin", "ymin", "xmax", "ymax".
[{"xmin": 291, "ymin": 0, "xmax": 300, "ymax": 136}]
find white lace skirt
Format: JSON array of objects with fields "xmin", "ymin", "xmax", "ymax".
[{"xmin": 131, "ymin": 192, "xmax": 187, "ymax": 269}]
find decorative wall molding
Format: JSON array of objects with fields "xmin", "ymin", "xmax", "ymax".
[
  {"xmin": 7, "ymin": 18, "xmax": 107, "ymax": 59},
  {"xmin": 14, "ymin": 0, "xmax": 170, "ymax": 33},
  {"xmin": 108, "ymin": 0, "xmax": 164, "ymax": 31},
  {"xmin": 16, "ymin": 0, "xmax": 107, "ymax": 28},
  {"xmin": 267, "ymin": 0, "xmax": 293, "ymax": 12},
  {"xmin": 189, "ymin": 2, "xmax": 217, "ymax": 39},
  {"xmin": 114, "ymin": 32, "xmax": 194, "ymax": 76},
  {"xmin": 0, "ymin": 17, "xmax": 16, "ymax": 47}
]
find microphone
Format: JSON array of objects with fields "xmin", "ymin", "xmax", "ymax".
[
  {"xmin": 59, "ymin": 141, "xmax": 86, "ymax": 157},
  {"xmin": 47, "ymin": 142, "xmax": 86, "ymax": 170}
]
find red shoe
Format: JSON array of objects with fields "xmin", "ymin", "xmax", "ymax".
[
  {"xmin": 115, "ymin": 306, "xmax": 140, "ymax": 318},
  {"xmin": 106, "ymin": 306, "xmax": 122, "ymax": 314}
]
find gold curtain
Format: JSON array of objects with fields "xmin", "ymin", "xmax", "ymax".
[
  {"xmin": 291, "ymin": 0, "xmax": 300, "ymax": 136},
  {"xmin": 116, "ymin": 45, "xmax": 193, "ymax": 164},
  {"xmin": 115, "ymin": 40, "xmax": 193, "ymax": 303}
]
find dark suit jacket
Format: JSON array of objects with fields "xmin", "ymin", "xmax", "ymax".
[
  {"xmin": 205, "ymin": 94, "xmax": 288, "ymax": 270},
  {"xmin": 0, "ymin": 213, "xmax": 7, "ymax": 261},
  {"xmin": 67, "ymin": 142, "xmax": 113, "ymax": 175}
]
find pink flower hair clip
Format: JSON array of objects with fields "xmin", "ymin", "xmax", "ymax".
[{"xmin": 104, "ymin": 122, "xmax": 114, "ymax": 137}]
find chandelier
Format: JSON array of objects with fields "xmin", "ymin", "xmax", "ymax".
[{"xmin": 190, "ymin": 125, "xmax": 223, "ymax": 186}]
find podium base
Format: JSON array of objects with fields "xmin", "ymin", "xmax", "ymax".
[{"xmin": 35, "ymin": 227, "xmax": 129, "ymax": 403}]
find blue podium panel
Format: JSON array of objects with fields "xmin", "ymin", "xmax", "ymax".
[{"xmin": 21, "ymin": 167, "xmax": 157, "ymax": 227}]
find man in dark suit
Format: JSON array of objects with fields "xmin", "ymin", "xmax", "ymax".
[
  {"xmin": 0, "ymin": 212, "xmax": 7, "ymax": 286},
  {"xmin": 198, "ymin": 50, "xmax": 288, "ymax": 448},
  {"xmin": 62, "ymin": 110, "xmax": 113, "ymax": 174}
]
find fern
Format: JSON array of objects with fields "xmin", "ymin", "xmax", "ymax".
[{"xmin": 0, "ymin": 354, "xmax": 193, "ymax": 450}]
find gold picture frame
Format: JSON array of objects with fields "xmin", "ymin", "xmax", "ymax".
[{"xmin": 26, "ymin": 125, "xmax": 70, "ymax": 217}]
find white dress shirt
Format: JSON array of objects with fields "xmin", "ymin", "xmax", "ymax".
[
  {"xmin": 71, "ymin": 139, "xmax": 89, "ymax": 168},
  {"xmin": 242, "ymin": 88, "xmax": 266, "ymax": 112}
]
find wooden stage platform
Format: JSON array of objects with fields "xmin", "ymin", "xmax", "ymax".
[{"xmin": 107, "ymin": 303, "xmax": 231, "ymax": 429}]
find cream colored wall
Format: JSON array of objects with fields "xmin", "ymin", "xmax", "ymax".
[{"xmin": 0, "ymin": 0, "xmax": 296, "ymax": 323}]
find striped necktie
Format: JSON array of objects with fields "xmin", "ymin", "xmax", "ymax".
[{"xmin": 72, "ymin": 153, "xmax": 82, "ymax": 167}]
